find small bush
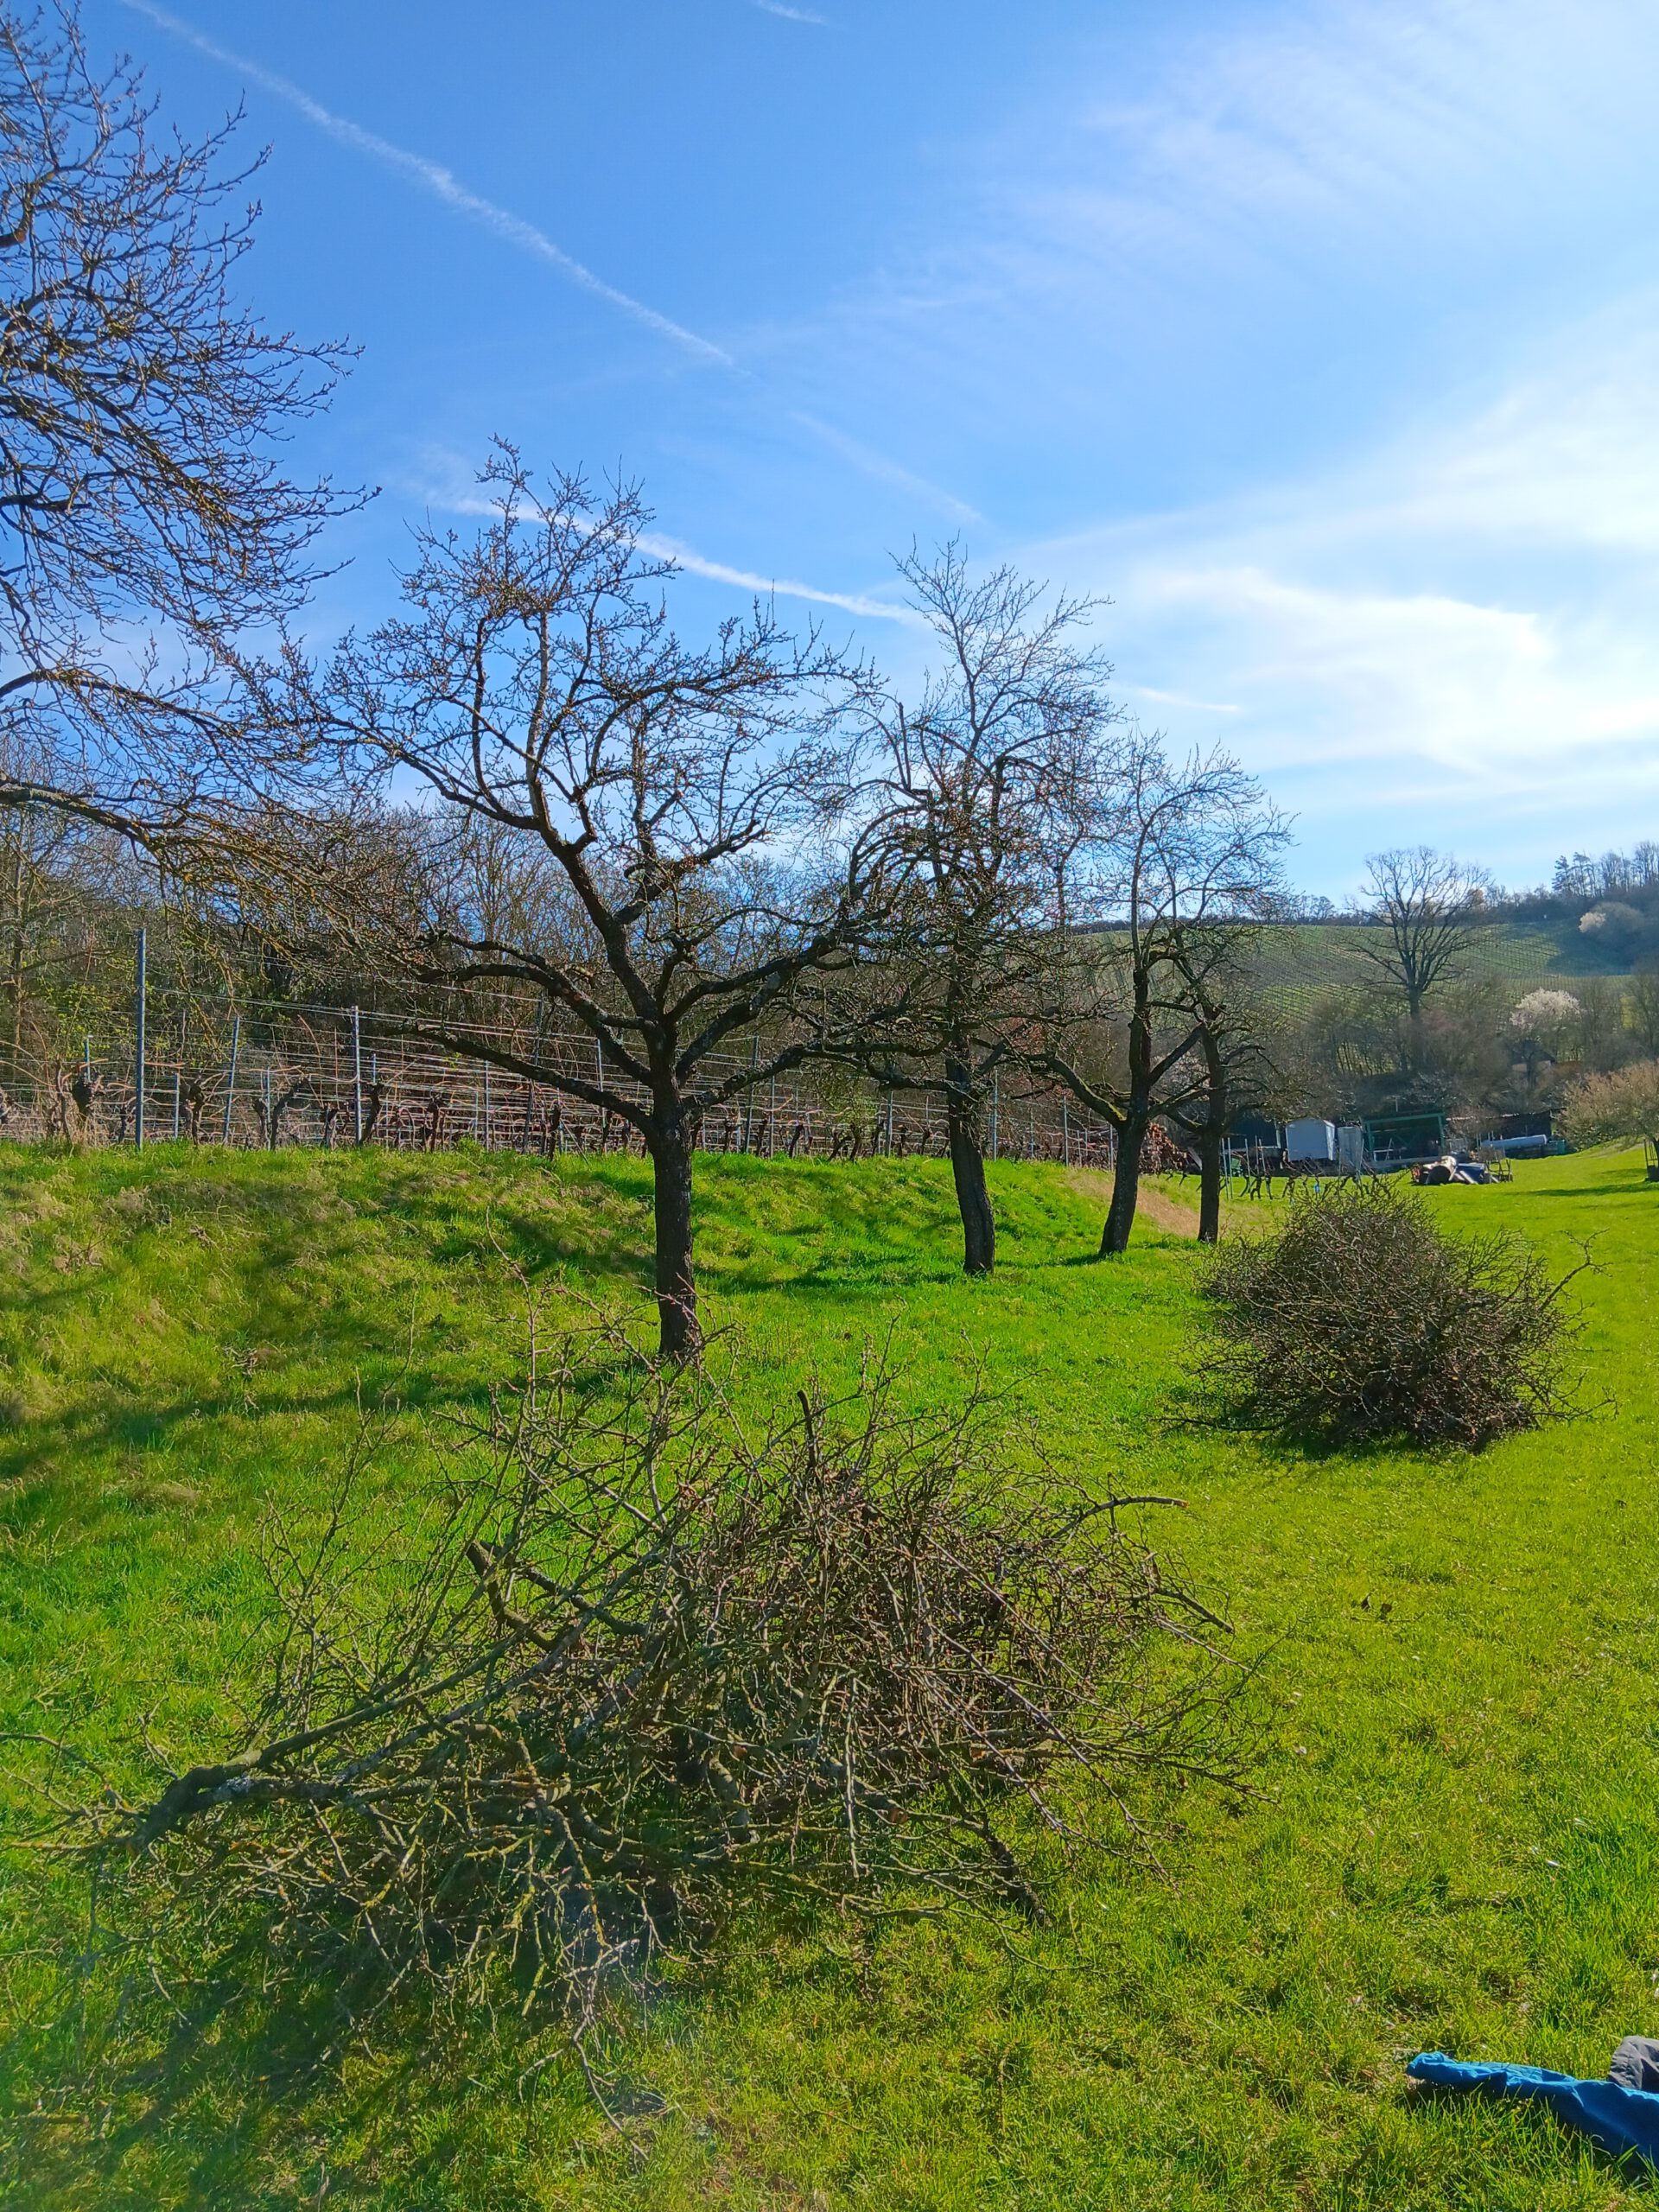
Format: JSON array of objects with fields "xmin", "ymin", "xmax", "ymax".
[
  {"xmin": 1200, "ymin": 1179, "xmax": 1580, "ymax": 1448},
  {"xmin": 68, "ymin": 1326, "xmax": 1242, "ymax": 2052}
]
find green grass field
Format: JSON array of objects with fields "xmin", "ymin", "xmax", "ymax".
[{"xmin": 1, "ymin": 1139, "xmax": 1656, "ymax": 2209}]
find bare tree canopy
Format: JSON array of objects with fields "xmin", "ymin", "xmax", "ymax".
[
  {"xmin": 1039, "ymin": 734, "xmax": 1287, "ymax": 1254},
  {"xmin": 1160, "ymin": 925, "xmax": 1283, "ymax": 1244},
  {"xmin": 811, "ymin": 543, "xmax": 1121, "ymax": 1275},
  {"xmin": 1357, "ymin": 847, "xmax": 1493, "ymax": 1025},
  {"xmin": 319, "ymin": 449, "xmax": 883, "ymax": 1358},
  {"xmin": 1560, "ymin": 1060, "xmax": 1659, "ymax": 1158},
  {"xmin": 0, "ymin": 2, "xmax": 354, "ymax": 843}
]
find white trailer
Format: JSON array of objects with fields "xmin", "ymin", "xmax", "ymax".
[{"xmin": 1285, "ymin": 1116, "xmax": 1337, "ymax": 1165}]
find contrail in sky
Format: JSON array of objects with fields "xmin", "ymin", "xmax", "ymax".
[
  {"xmin": 121, "ymin": 0, "xmax": 733, "ymax": 367},
  {"xmin": 639, "ymin": 531, "xmax": 914, "ymax": 620},
  {"xmin": 423, "ymin": 464, "xmax": 916, "ymax": 622}
]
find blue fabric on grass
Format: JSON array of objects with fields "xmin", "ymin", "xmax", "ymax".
[{"xmin": 1408, "ymin": 2051, "xmax": 1659, "ymax": 2168}]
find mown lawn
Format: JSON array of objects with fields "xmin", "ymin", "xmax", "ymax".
[{"xmin": 0, "ymin": 1139, "xmax": 1656, "ymax": 2209}]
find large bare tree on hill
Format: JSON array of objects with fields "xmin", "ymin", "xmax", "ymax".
[{"xmin": 1358, "ymin": 848, "xmax": 1492, "ymax": 1027}]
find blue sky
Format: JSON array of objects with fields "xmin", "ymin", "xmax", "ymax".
[{"xmin": 96, "ymin": 0, "xmax": 1659, "ymax": 895}]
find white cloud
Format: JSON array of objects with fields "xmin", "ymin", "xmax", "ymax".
[
  {"xmin": 747, "ymin": 0, "xmax": 828, "ymax": 21},
  {"xmin": 779, "ymin": 0, "xmax": 1659, "ymax": 874},
  {"xmin": 1104, "ymin": 556, "xmax": 1659, "ymax": 803},
  {"xmin": 121, "ymin": 0, "xmax": 732, "ymax": 366},
  {"xmin": 1136, "ymin": 565, "xmax": 1551, "ymax": 764},
  {"xmin": 1014, "ymin": 272, "xmax": 1659, "ymax": 844},
  {"xmin": 1128, "ymin": 685, "xmax": 1240, "ymax": 715},
  {"xmin": 1345, "ymin": 310, "xmax": 1659, "ymax": 556},
  {"xmin": 1057, "ymin": 0, "xmax": 1659, "ymax": 273}
]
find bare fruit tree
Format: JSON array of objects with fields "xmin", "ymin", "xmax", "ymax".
[
  {"xmin": 0, "ymin": 3, "xmax": 353, "ymax": 849},
  {"xmin": 1040, "ymin": 734, "xmax": 1287, "ymax": 1255},
  {"xmin": 810, "ymin": 544, "xmax": 1120, "ymax": 1276},
  {"xmin": 1357, "ymin": 848, "xmax": 1493, "ymax": 1027},
  {"xmin": 1560, "ymin": 1060, "xmax": 1659, "ymax": 1163},
  {"xmin": 321, "ymin": 450, "xmax": 881, "ymax": 1360},
  {"xmin": 1160, "ymin": 931, "xmax": 1282, "ymax": 1244}
]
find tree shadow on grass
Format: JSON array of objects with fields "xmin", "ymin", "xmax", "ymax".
[
  {"xmin": 3, "ymin": 1912, "xmax": 602, "ymax": 2212},
  {"xmin": 0, "ymin": 1158, "xmax": 669, "ymax": 1517},
  {"xmin": 0, "ymin": 1372, "xmax": 484, "ymax": 1498},
  {"xmin": 1513, "ymin": 1182, "xmax": 1655, "ymax": 1201}
]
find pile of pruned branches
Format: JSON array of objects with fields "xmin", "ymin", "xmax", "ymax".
[
  {"xmin": 65, "ymin": 1328, "xmax": 1243, "ymax": 2044},
  {"xmin": 1200, "ymin": 1179, "xmax": 1584, "ymax": 1449}
]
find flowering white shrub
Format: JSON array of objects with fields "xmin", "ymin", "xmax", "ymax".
[{"xmin": 1510, "ymin": 988, "xmax": 1580, "ymax": 1033}]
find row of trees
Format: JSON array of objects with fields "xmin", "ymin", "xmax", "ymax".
[{"xmin": 275, "ymin": 476, "xmax": 1291, "ymax": 1351}]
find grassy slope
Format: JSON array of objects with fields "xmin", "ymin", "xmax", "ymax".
[
  {"xmin": 1252, "ymin": 918, "xmax": 1634, "ymax": 1017},
  {"xmin": 1, "ymin": 1141, "xmax": 1656, "ymax": 2210}
]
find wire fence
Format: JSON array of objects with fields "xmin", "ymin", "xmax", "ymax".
[{"xmin": 0, "ymin": 975, "xmax": 1126, "ymax": 1171}]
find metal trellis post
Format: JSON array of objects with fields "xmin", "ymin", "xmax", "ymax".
[
  {"xmin": 222, "ymin": 1014, "xmax": 240, "ymax": 1144},
  {"xmin": 133, "ymin": 928, "xmax": 147, "ymax": 1149}
]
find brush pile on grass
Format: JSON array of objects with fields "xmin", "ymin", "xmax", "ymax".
[
  {"xmin": 1200, "ymin": 1179, "xmax": 1581, "ymax": 1449},
  {"xmin": 65, "ymin": 1327, "xmax": 1242, "ymax": 2046}
]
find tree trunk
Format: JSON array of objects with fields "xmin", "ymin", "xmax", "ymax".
[
  {"xmin": 649, "ymin": 1114, "xmax": 702, "ymax": 1362},
  {"xmin": 5, "ymin": 845, "xmax": 23, "ymax": 1080},
  {"xmin": 944, "ymin": 1060, "xmax": 995, "ymax": 1276},
  {"xmin": 1198, "ymin": 1128, "xmax": 1224, "ymax": 1244},
  {"xmin": 1099, "ymin": 1114, "xmax": 1144, "ymax": 1255}
]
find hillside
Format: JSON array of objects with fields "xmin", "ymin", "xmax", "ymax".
[
  {"xmin": 1, "ymin": 1141, "xmax": 1656, "ymax": 2210},
  {"xmin": 1252, "ymin": 916, "xmax": 1635, "ymax": 1019}
]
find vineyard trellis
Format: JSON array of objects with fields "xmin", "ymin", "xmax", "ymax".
[{"xmin": 1, "ymin": 987, "xmax": 1130, "ymax": 1170}]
